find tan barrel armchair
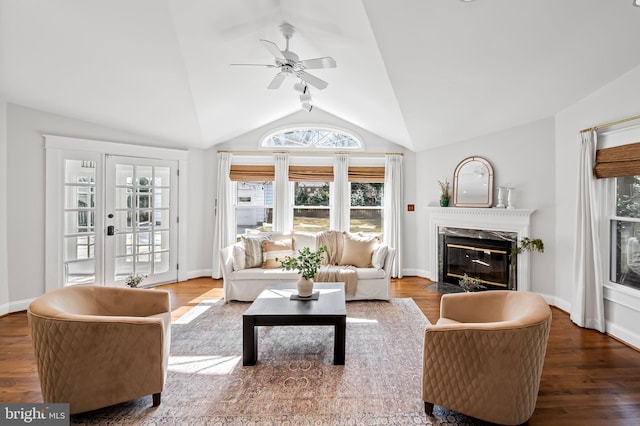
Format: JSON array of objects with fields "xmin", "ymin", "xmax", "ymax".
[
  {"xmin": 27, "ymin": 285, "xmax": 171, "ymax": 414},
  {"xmin": 422, "ymin": 290, "xmax": 552, "ymax": 425}
]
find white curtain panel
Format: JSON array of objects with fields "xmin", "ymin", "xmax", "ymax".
[
  {"xmin": 211, "ymin": 152, "xmax": 235, "ymax": 279},
  {"xmin": 384, "ymin": 154, "xmax": 403, "ymax": 278},
  {"xmin": 571, "ymin": 130, "xmax": 605, "ymax": 332},
  {"xmin": 273, "ymin": 153, "xmax": 290, "ymax": 232},
  {"xmin": 331, "ymin": 153, "xmax": 350, "ymax": 232}
]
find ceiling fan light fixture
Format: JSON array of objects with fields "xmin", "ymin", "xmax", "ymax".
[
  {"xmin": 300, "ymin": 92, "xmax": 312, "ymax": 104},
  {"xmin": 634, "ymin": 0, "xmax": 640, "ymax": 7},
  {"xmin": 293, "ymin": 82, "xmax": 307, "ymax": 93},
  {"xmin": 301, "ymin": 102, "xmax": 313, "ymax": 112}
]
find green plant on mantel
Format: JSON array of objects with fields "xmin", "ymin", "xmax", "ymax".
[
  {"xmin": 510, "ymin": 237, "xmax": 544, "ymax": 257},
  {"xmin": 437, "ymin": 179, "xmax": 450, "ymax": 201}
]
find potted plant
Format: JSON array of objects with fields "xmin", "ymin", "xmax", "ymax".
[
  {"xmin": 510, "ymin": 237, "xmax": 544, "ymax": 257},
  {"xmin": 277, "ymin": 246, "xmax": 328, "ymax": 297},
  {"xmin": 438, "ymin": 179, "xmax": 450, "ymax": 207},
  {"xmin": 125, "ymin": 273, "xmax": 147, "ymax": 288},
  {"xmin": 458, "ymin": 274, "xmax": 486, "ymax": 292}
]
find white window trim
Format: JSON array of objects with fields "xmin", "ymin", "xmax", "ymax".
[{"xmin": 44, "ymin": 135, "xmax": 189, "ymax": 290}]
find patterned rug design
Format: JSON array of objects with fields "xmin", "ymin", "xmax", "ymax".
[{"xmin": 72, "ymin": 298, "xmax": 479, "ymax": 425}]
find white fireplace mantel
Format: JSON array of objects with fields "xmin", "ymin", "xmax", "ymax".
[{"xmin": 425, "ymin": 207, "xmax": 536, "ymax": 291}]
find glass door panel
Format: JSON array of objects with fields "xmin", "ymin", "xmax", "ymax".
[
  {"xmin": 105, "ymin": 156, "xmax": 178, "ymax": 286},
  {"xmin": 63, "ymin": 159, "xmax": 97, "ymax": 285}
]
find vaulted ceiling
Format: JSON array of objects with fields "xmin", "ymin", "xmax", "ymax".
[{"xmin": 1, "ymin": 0, "xmax": 639, "ymax": 152}]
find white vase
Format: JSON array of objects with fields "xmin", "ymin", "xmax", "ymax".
[{"xmin": 297, "ymin": 277, "xmax": 314, "ymax": 297}]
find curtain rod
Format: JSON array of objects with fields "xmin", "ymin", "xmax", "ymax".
[
  {"xmin": 580, "ymin": 113, "xmax": 640, "ymax": 133},
  {"xmin": 216, "ymin": 149, "xmax": 404, "ymax": 156}
]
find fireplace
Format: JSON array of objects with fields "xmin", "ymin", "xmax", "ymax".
[
  {"xmin": 439, "ymin": 229, "xmax": 516, "ymax": 290},
  {"xmin": 427, "ymin": 207, "xmax": 535, "ymax": 292}
]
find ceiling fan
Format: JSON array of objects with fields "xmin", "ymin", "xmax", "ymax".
[{"xmin": 230, "ymin": 22, "xmax": 336, "ymax": 91}]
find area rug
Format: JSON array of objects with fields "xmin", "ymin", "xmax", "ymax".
[{"xmin": 71, "ymin": 298, "xmax": 479, "ymax": 425}]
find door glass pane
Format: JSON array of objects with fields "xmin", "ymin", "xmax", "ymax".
[
  {"xmin": 115, "ymin": 187, "xmax": 133, "ymax": 209},
  {"xmin": 64, "ymin": 186, "xmax": 95, "ymax": 209},
  {"xmin": 115, "ymin": 256, "xmax": 134, "ymax": 280},
  {"xmin": 115, "ymin": 233, "xmax": 134, "ymax": 256},
  {"xmin": 65, "ymin": 160, "xmax": 95, "ymax": 184},
  {"xmin": 136, "ymin": 210, "xmax": 153, "ymax": 229},
  {"xmin": 65, "ymin": 260, "xmax": 95, "ymax": 285},
  {"xmin": 155, "ymin": 230, "xmax": 170, "ymax": 251},
  {"xmin": 136, "ymin": 166, "xmax": 153, "ymax": 186},
  {"xmin": 115, "ymin": 164, "xmax": 133, "ymax": 185},
  {"xmin": 153, "ymin": 188, "xmax": 170, "ymax": 208},
  {"xmin": 153, "ymin": 210, "xmax": 170, "ymax": 229},
  {"xmin": 154, "ymin": 252, "xmax": 170, "ymax": 274},
  {"xmin": 115, "ymin": 211, "xmax": 133, "ymax": 231},
  {"xmin": 155, "ymin": 167, "xmax": 170, "ymax": 186}
]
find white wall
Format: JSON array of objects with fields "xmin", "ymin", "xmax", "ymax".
[
  {"xmin": 5, "ymin": 103, "xmax": 210, "ymax": 307},
  {"xmin": 414, "ymin": 118, "xmax": 557, "ymax": 300},
  {"xmin": 0, "ymin": 99, "xmax": 9, "ymax": 314},
  {"xmin": 556, "ymin": 64, "xmax": 640, "ymax": 347},
  {"xmin": 213, "ymin": 107, "xmax": 418, "ymax": 276}
]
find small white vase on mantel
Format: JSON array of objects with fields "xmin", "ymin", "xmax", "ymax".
[{"xmin": 297, "ymin": 277, "xmax": 314, "ymax": 297}]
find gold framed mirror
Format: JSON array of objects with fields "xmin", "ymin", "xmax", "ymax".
[{"xmin": 453, "ymin": 156, "xmax": 494, "ymax": 208}]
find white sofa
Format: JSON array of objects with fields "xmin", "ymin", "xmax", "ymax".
[{"xmin": 220, "ymin": 231, "xmax": 396, "ymax": 302}]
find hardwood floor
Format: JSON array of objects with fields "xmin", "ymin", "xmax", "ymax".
[{"xmin": 1, "ymin": 276, "xmax": 639, "ymax": 425}]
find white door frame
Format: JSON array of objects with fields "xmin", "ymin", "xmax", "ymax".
[{"xmin": 45, "ymin": 135, "xmax": 189, "ymax": 291}]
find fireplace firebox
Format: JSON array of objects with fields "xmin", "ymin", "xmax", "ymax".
[{"xmin": 438, "ymin": 227, "xmax": 517, "ymax": 291}]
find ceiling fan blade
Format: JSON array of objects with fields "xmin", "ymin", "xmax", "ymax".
[
  {"xmin": 267, "ymin": 73, "xmax": 286, "ymax": 89},
  {"xmin": 298, "ymin": 71, "xmax": 328, "ymax": 90},
  {"xmin": 229, "ymin": 63, "xmax": 277, "ymax": 68},
  {"xmin": 260, "ymin": 39, "xmax": 285, "ymax": 60},
  {"xmin": 299, "ymin": 57, "xmax": 337, "ymax": 69}
]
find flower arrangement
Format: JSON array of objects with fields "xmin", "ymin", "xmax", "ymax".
[
  {"xmin": 125, "ymin": 273, "xmax": 147, "ymax": 288},
  {"xmin": 458, "ymin": 274, "xmax": 486, "ymax": 292},
  {"xmin": 438, "ymin": 179, "xmax": 450, "ymax": 201},
  {"xmin": 277, "ymin": 246, "xmax": 328, "ymax": 280}
]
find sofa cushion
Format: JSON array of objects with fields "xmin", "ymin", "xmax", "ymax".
[
  {"xmin": 232, "ymin": 244, "xmax": 246, "ymax": 271},
  {"xmin": 292, "ymin": 231, "xmax": 317, "ymax": 252},
  {"xmin": 339, "ymin": 233, "xmax": 379, "ymax": 268},
  {"xmin": 241, "ymin": 235, "xmax": 271, "ymax": 268},
  {"xmin": 231, "ymin": 268, "xmax": 302, "ymax": 280},
  {"xmin": 371, "ymin": 244, "xmax": 389, "ymax": 269},
  {"xmin": 261, "ymin": 238, "xmax": 295, "ymax": 269}
]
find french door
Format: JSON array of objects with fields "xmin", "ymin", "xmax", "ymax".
[{"xmin": 104, "ymin": 155, "xmax": 178, "ymax": 286}]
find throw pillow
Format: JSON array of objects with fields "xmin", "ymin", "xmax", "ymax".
[
  {"xmin": 232, "ymin": 244, "xmax": 246, "ymax": 271},
  {"xmin": 241, "ymin": 235, "xmax": 271, "ymax": 268},
  {"xmin": 339, "ymin": 233, "xmax": 379, "ymax": 268},
  {"xmin": 371, "ymin": 244, "xmax": 389, "ymax": 269},
  {"xmin": 261, "ymin": 238, "xmax": 295, "ymax": 269}
]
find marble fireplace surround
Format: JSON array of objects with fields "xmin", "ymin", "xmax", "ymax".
[{"xmin": 426, "ymin": 207, "xmax": 536, "ymax": 292}]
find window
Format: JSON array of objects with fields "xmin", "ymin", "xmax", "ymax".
[
  {"xmin": 262, "ymin": 127, "xmax": 362, "ymax": 150},
  {"xmin": 610, "ymin": 176, "xmax": 640, "ymax": 290},
  {"xmin": 350, "ymin": 182, "xmax": 384, "ymax": 235},
  {"xmin": 235, "ymin": 182, "xmax": 273, "ymax": 237},
  {"xmin": 293, "ymin": 181, "xmax": 331, "ymax": 232}
]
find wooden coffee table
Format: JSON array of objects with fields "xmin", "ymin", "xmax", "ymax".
[{"xmin": 242, "ymin": 282, "xmax": 347, "ymax": 366}]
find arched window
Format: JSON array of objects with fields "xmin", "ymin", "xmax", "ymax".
[{"xmin": 261, "ymin": 127, "xmax": 362, "ymax": 150}]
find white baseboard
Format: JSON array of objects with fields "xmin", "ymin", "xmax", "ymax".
[
  {"xmin": 606, "ymin": 321, "xmax": 640, "ymax": 350},
  {"xmin": 186, "ymin": 269, "xmax": 213, "ymax": 280},
  {"xmin": 401, "ymin": 268, "xmax": 430, "ymax": 278},
  {"xmin": 6, "ymin": 298, "xmax": 34, "ymax": 314}
]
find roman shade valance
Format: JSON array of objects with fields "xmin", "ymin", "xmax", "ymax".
[
  {"xmin": 288, "ymin": 166, "xmax": 334, "ymax": 182},
  {"xmin": 229, "ymin": 165, "xmax": 275, "ymax": 181},
  {"xmin": 594, "ymin": 141, "xmax": 640, "ymax": 179},
  {"xmin": 348, "ymin": 166, "xmax": 385, "ymax": 183}
]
